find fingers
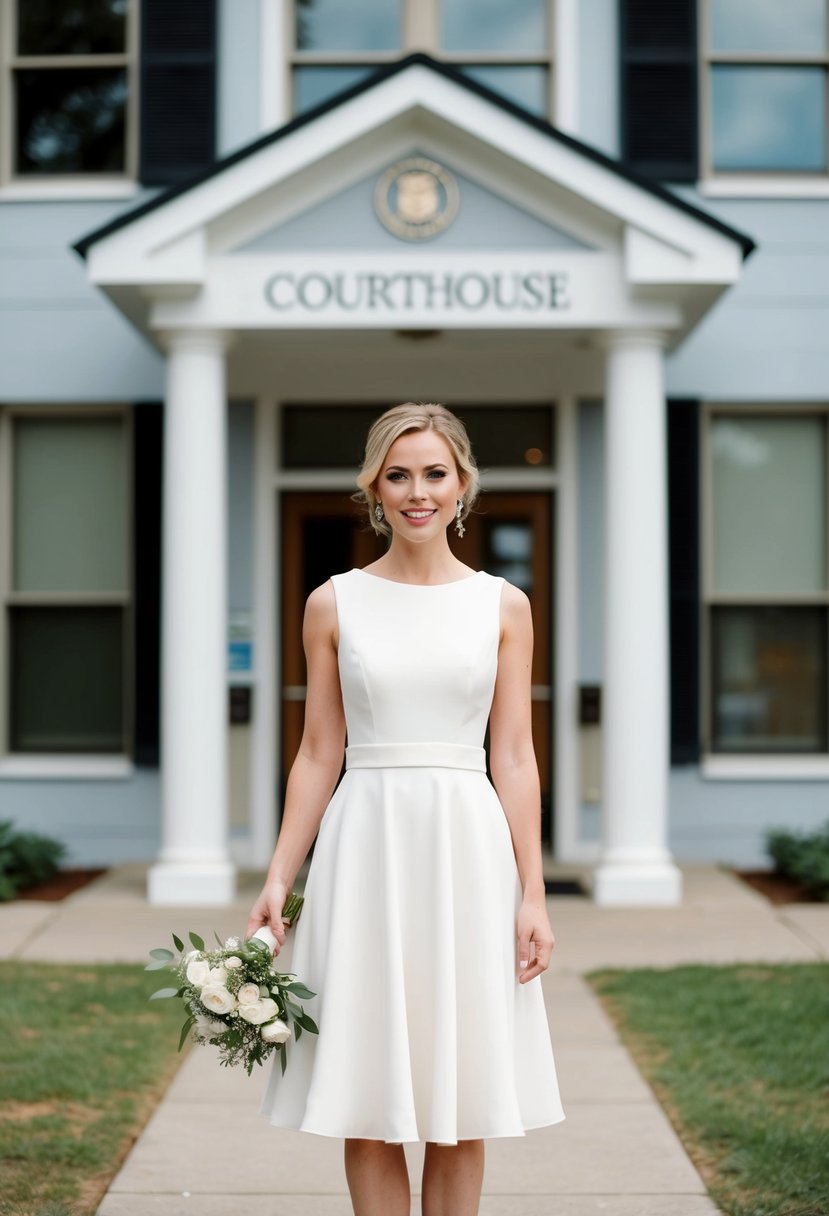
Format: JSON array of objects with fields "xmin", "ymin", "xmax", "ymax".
[{"xmin": 517, "ymin": 933, "xmax": 555, "ymax": 984}]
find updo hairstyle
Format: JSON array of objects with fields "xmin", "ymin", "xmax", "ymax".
[{"xmin": 355, "ymin": 402, "xmax": 480, "ymax": 538}]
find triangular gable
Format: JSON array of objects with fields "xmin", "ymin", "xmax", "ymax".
[
  {"xmin": 73, "ymin": 54, "xmax": 754, "ymax": 344},
  {"xmin": 75, "ymin": 53, "xmax": 753, "ymax": 262}
]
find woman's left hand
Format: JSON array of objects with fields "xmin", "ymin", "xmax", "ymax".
[{"xmin": 516, "ymin": 896, "xmax": 555, "ymax": 983}]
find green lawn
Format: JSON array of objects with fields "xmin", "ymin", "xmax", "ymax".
[
  {"xmin": 0, "ymin": 962, "xmax": 186, "ymax": 1216},
  {"xmin": 588, "ymin": 963, "xmax": 829, "ymax": 1216}
]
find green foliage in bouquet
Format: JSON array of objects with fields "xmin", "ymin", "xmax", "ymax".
[
  {"xmin": 0, "ymin": 820, "xmax": 66, "ymax": 901},
  {"xmin": 766, "ymin": 819, "xmax": 829, "ymax": 900},
  {"xmin": 145, "ymin": 913, "xmax": 318, "ymax": 1076}
]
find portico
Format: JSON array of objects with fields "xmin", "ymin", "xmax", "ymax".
[{"xmin": 76, "ymin": 55, "xmax": 752, "ymax": 907}]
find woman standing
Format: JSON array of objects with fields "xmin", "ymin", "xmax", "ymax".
[{"xmin": 246, "ymin": 402, "xmax": 564, "ymax": 1215}]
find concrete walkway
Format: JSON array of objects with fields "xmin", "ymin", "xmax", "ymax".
[{"xmin": 2, "ymin": 863, "xmax": 827, "ymax": 1216}]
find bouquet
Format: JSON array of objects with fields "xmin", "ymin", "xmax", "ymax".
[{"xmin": 145, "ymin": 894, "xmax": 318, "ymax": 1076}]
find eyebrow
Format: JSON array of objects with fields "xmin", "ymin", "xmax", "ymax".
[{"xmin": 385, "ymin": 462, "xmax": 449, "ymax": 472}]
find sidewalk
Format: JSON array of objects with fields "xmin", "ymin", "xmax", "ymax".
[{"xmin": 2, "ymin": 863, "xmax": 827, "ymax": 1216}]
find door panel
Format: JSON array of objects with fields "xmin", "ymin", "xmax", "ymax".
[{"xmin": 280, "ymin": 490, "xmax": 554, "ymax": 841}]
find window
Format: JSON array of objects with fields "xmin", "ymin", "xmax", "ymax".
[
  {"xmin": 282, "ymin": 404, "xmax": 554, "ymax": 469},
  {"xmin": 1, "ymin": 410, "xmax": 132, "ymax": 754},
  {"xmin": 290, "ymin": 0, "xmax": 553, "ymax": 119},
  {"xmin": 702, "ymin": 0, "xmax": 828, "ymax": 175},
  {"xmin": 703, "ymin": 410, "xmax": 829, "ymax": 754},
  {"xmin": 1, "ymin": 0, "xmax": 138, "ymax": 182}
]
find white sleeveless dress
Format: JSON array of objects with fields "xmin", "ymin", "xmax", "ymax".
[{"xmin": 260, "ymin": 567, "xmax": 565, "ymax": 1144}]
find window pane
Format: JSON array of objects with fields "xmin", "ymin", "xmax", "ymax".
[
  {"xmin": 293, "ymin": 66, "xmax": 377, "ymax": 114},
  {"xmin": 711, "ymin": 67, "xmax": 825, "ymax": 172},
  {"xmin": 17, "ymin": 0, "xmax": 127, "ymax": 55},
  {"xmin": 711, "ymin": 607, "xmax": 828, "ymax": 753},
  {"xmin": 10, "ymin": 607, "xmax": 124, "ymax": 753},
  {"xmin": 282, "ymin": 405, "xmax": 554, "ymax": 469},
  {"xmin": 711, "ymin": 416, "xmax": 826, "ymax": 594},
  {"xmin": 295, "ymin": 0, "xmax": 400, "ymax": 50},
  {"xmin": 14, "ymin": 417, "xmax": 126, "ymax": 593},
  {"xmin": 458, "ymin": 66, "xmax": 548, "ymax": 116},
  {"xmin": 15, "ymin": 68, "xmax": 127, "ymax": 174},
  {"xmin": 441, "ymin": 0, "xmax": 547, "ymax": 52},
  {"xmin": 710, "ymin": 0, "xmax": 825, "ymax": 54}
]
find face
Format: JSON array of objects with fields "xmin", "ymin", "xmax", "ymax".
[{"xmin": 375, "ymin": 429, "xmax": 466, "ymax": 542}]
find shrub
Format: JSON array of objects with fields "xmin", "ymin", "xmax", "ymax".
[
  {"xmin": 765, "ymin": 820, "xmax": 829, "ymax": 901},
  {"xmin": 0, "ymin": 821, "xmax": 66, "ymax": 902}
]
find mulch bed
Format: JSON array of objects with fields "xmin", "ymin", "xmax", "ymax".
[
  {"xmin": 14, "ymin": 869, "xmax": 108, "ymax": 902},
  {"xmin": 733, "ymin": 868, "xmax": 823, "ymax": 905}
]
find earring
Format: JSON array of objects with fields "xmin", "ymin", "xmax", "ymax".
[
  {"xmin": 455, "ymin": 499, "xmax": 465, "ymax": 538},
  {"xmin": 374, "ymin": 502, "xmax": 384, "ymax": 522}
]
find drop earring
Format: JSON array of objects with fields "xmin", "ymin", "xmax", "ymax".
[
  {"xmin": 455, "ymin": 499, "xmax": 465, "ymax": 538},
  {"xmin": 374, "ymin": 502, "xmax": 385, "ymax": 522}
]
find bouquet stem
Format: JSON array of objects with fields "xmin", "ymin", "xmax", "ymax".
[{"xmin": 282, "ymin": 890, "xmax": 304, "ymax": 926}]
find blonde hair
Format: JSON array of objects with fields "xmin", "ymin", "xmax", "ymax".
[{"xmin": 355, "ymin": 402, "xmax": 480, "ymax": 538}]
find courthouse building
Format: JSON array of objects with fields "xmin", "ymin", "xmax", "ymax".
[{"xmin": 1, "ymin": 1, "xmax": 828, "ymax": 905}]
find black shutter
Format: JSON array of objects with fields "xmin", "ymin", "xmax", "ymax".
[
  {"xmin": 132, "ymin": 403, "xmax": 163, "ymax": 766},
  {"xmin": 140, "ymin": 0, "xmax": 217, "ymax": 185},
  {"xmin": 667, "ymin": 399, "xmax": 700, "ymax": 765},
  {"xmin": 620, "ymin": 0, "xmax": 698, "ymax": 182}
]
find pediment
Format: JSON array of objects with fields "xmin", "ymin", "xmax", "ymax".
[
  {"xmin": 75, "ymin": 54, "xmax": 752, "ymax": 344},
  {"xmin": 233, "ymin": 154, "xmax": 593, "ymax": 254}
]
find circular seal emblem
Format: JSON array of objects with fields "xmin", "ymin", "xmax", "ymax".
[{"xmin": 374, "ymin": 157, "xmax": 459, "ymax": 242}]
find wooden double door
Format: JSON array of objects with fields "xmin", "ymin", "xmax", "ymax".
[{"xmin": 280, "ymin": 491, "xmax": 554, "ymax": 841}]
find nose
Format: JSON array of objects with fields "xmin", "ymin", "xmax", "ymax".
[{"xmin": 408, "ymin": 482, "xmax": 427, "ymax": 500}]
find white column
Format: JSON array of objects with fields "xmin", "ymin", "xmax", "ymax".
[
  {"xmin": 249, "ymin": 395, "xmax": 277, "ymax": 866},
  {"xmin": 148, "ymin": 330, "xmax": 236, "ymax": 905},
  {"xmin": 592, "ymin": 332, "xmax": 683, "ymax": 905}
]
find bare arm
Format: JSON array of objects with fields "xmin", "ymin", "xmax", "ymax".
[
  {"xmin": 488, "ymin": 583, "xmax": 555, "ymax": 983},
  {"xmin": 245, "ymin": 579, "xmax": 345, "ymax": 951}
]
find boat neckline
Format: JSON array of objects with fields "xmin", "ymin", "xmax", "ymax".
[{"xmin": 352, "ymin": 568, "xmax": 484, "ymax": 587}]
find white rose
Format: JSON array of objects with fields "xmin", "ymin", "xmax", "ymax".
[
  {"xmin": 237, "ymin": 982, "xmax": 261, "ymax": 1006},
  {"xmin": 194, "ymin": 1014, "xmax": 226, "ymax": 1041},
  {"xmin": 185, "ymin": 959, "xmax": 211, "ymax": 987},
  {"xmin": 208, "ymin": 965, "xmax": 228, "ymax": 986},
  {"xmin": 225, "ymin": 956, "xmax": 243, "ymax": 970},
  {"xmin": 260, "ymin": 1018, "xmax": 292, "ymax": 1045},
  {"xmin": 200, "ymin": 984, "xmax": 236, "ymax": 1015},
  {"xmin": 239, "ymin": 998, "xmax": 278, "ymax": 1025}
]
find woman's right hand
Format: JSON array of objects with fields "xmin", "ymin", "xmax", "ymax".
[{"xmin": 245, "ymin": 881, "xmax": 289, "ymax": 956}]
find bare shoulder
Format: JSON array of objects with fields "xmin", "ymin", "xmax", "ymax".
[
  {"xmin": 497, "ymin": 578, "xmax": 532, "ymax": 641},
  {"xmin": 303, "ymin": 578, "xmax": 338, "ymax": 643}
]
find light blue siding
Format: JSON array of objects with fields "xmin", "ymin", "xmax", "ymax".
[
  {"xmin": 0, "ymin": 201, "xmax": 163, "ymax": 400},
  {"xmin": 577, "ymin": 0, "xmax": 620, "ymax": 157},
  {"xmin": 218, "ymin": 0, "xmax": 263, "ymax": 156},
  {"xmin": 666, "ymin": 195, "xmax": 829, "ymax": 399},
  {"xmin": 0, "ymin": 771, "xmax": 160, "ymax": 866}
]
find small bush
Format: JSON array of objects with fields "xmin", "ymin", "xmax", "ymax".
[
  {"xmin": 0, "ymin": 821, "xmax": 66, "ymax": 902},
  {"xmin": 765, "ymin": 819, "xmax": 829, "ymax": 901}
]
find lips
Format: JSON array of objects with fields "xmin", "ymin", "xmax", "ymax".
[{"xmin": 401, "ymin": 509, "xmax": 436, "ymax": 519}]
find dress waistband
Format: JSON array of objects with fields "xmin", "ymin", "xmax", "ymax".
[{"xmin": 345, "ymin": 742, "xmax": 486, "ymax": 772}]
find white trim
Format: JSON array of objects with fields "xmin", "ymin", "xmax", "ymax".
[
  {"xmin": 0, "ymin": 180, "xmax": 140, "ymax": 201},
  {"xmin": 0, "ymin": 755, "xmax": 134, "ymax": 780},
  {"xmin": 247, "ymin": 394, "xmax": 278, "ymax": 868},
  {"xmin": 553, "ymin": 393, "xmax": 597, "ymax": 863},
  {"xmin": 553, "ymin": 0, "xmax": 578, "ymax": 135},
  {"xmin": 260, "ymin": 0, "xmax": 289, "ymax": 132},
  {"xmin": 701, "ymin": 755, "xmax": 829, "ymax": 781},
  {"xmin": 698, "ymin": 177, "xmax": 829, "ymax": 199},
  {"xmin": 272, "ymin": 401, "xmax": 284, "ymax": 836}
]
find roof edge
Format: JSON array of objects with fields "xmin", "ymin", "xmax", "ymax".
[{"xmin": 73, "ymin": 52, "xmax": 755, "ymax": 261}]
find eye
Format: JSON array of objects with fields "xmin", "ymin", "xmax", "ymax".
[
  {"xmin": 427, "ymin": 470, "xmax": 447, "ymax": 479},
  {"xmin": 385, "ymin": 471, "xmax": 406, "ymax": 481}
]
